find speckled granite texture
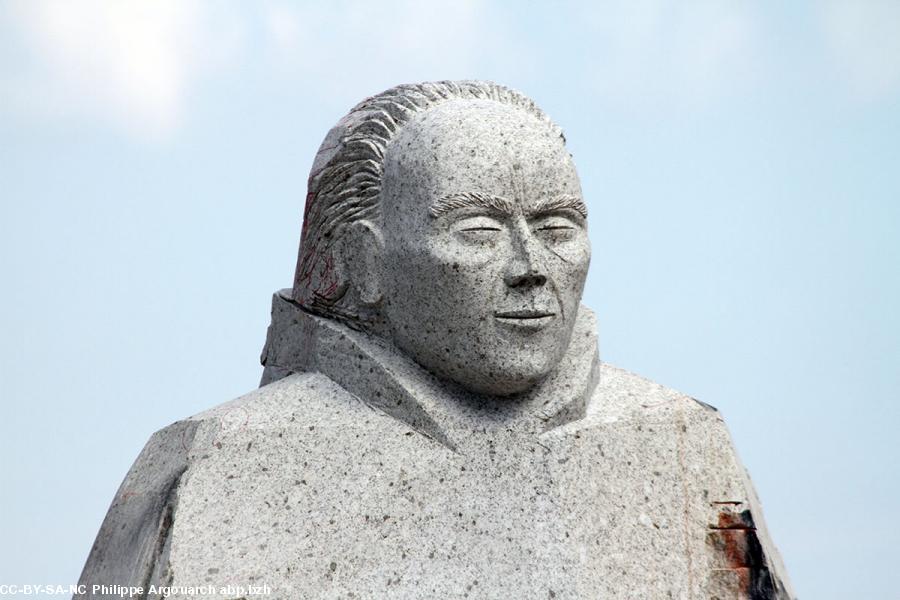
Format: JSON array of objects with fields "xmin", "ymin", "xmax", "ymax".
[{"xmin": 77, "ymin": 81, "xmax": 793, "ymax": 599}]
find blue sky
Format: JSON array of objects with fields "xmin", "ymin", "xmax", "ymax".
[{"xmin": 1, "ymin": 1, "xmax": 898, "ymax": 598}]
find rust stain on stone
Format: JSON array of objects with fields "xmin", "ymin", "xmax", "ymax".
[{"xmin": 707, "ymin": 504, "xmax": 782, "ymax": 599}]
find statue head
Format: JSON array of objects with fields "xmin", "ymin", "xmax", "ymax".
[{"xmin": 293, "ymin": 81, "xmax": 590, "ymax": 396}]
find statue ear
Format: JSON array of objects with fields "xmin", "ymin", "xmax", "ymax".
[{"xmin": 340, "ymin": 219, "xmax": 384, "ymax": 307}]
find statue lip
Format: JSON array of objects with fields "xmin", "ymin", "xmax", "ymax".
[
  {"xmin": 494, "ymin": 310, "xmax": 556, "ymax": 319},
  {"xmin": 494, "ymin": 310, "xmax": 556, "ymax": 330}
]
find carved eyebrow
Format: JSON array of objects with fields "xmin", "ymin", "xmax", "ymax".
[
  {"xmin": 429, "ymin": 192, "xmax": 516, "ymax": 218},
  {"xmin": 530, "ymin": 194, "xmax": 588, "ymax": 219},
  {"xmin": 429, "ymin": 192, "xmax": 587, "ymax": 219}
]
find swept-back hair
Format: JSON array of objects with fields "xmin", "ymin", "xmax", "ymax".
[{"xmin": 292, "ymin": 80, "xmax": 562, "ymax": 322}]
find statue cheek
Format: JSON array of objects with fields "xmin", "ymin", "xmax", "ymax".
[
  {"xmin": 543, "ymin": 235, "xmax": 590, "ymax": 264},
  {"xmin": 562, "ymin": 266, "xmax": 589, "ymax": 297},
  {"xmin": 418, "ymin": 246, "xmax": 506, "ymax": 279},
  {"xmin": 553, "ymin": 246, "xmax": 590, "ymax": 284},
  {"xmin": 433, "ymin": 263, "xmax": 495, "ymax": 299}
]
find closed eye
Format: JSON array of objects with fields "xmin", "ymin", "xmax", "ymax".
[{"xmin": 534, "ymin": 219, "xmax": 578, "ymax": 242}]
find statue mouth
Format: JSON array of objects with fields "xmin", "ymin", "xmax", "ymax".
[{"xmin": 494, "ymin": 310, "xmax": 556, "ymax": 330}]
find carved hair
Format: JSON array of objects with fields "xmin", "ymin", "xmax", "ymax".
[{"xmin": 292, "ymin": 80, "xmax": 562, "ymax": 322}]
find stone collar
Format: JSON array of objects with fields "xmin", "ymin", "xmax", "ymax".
[{"xmin": 260, "ymin": 290, "xmax": 600, "ymax": 452}]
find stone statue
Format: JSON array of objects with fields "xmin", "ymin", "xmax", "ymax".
[{"xmin": 78, "ymin": 81, "xmax": 794, "ymax": 599}]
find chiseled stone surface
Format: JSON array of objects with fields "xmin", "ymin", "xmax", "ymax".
[{"xmin": 78, "ymin": 81, "xmax": 794, "ymax": 599}]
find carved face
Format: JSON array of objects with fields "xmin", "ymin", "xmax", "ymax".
[{"xmin": 379, "ymin": 99, "xmax": 590, "ymax": 396}]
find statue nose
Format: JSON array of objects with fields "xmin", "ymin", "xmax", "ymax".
[
  {"xmin": 504, "ymin": 227, "xmax": 547, "ymax": 288},
  {"xmin": 504, "ymin": 269, "xmax": 547, "ymax": 289}
]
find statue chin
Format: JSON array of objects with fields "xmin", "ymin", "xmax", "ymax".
[
  {"xmin": 414, "ymin": 350, "xmax": 561, "ymax": 399},
  {"xmin": 458, "ymin": 375, "xmax": 546, "ymax": 398}
]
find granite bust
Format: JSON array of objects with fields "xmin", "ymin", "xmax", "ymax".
[{"xmin": 78, "ymin": 81, "xmax": 794, "ymax": 599}]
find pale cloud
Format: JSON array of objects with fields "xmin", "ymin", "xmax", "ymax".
[
  {"xmin": 819, "ymin": 0, "xmax": 900, "ymax": 100},
  {"xmin": 2, "ymin": 0, "xmax": 521, "ymax": 141},
  {"xmin": 259, "ymin": 0, "xmax": 525, "ymax": 99},
  {"xmin": 263, "ymin": 2, "xmax": 303, "ymax": 56},
  {"xmin": 4, "ymin": 0, "xmax": 243, "ymax": 142},
  {"xmin": 579, "ymin": 0, "xmax": 760, "ymax": 107},
  {"xmin": 8, "ymin": 0, "xmax": 898, "ymax": 145}
]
